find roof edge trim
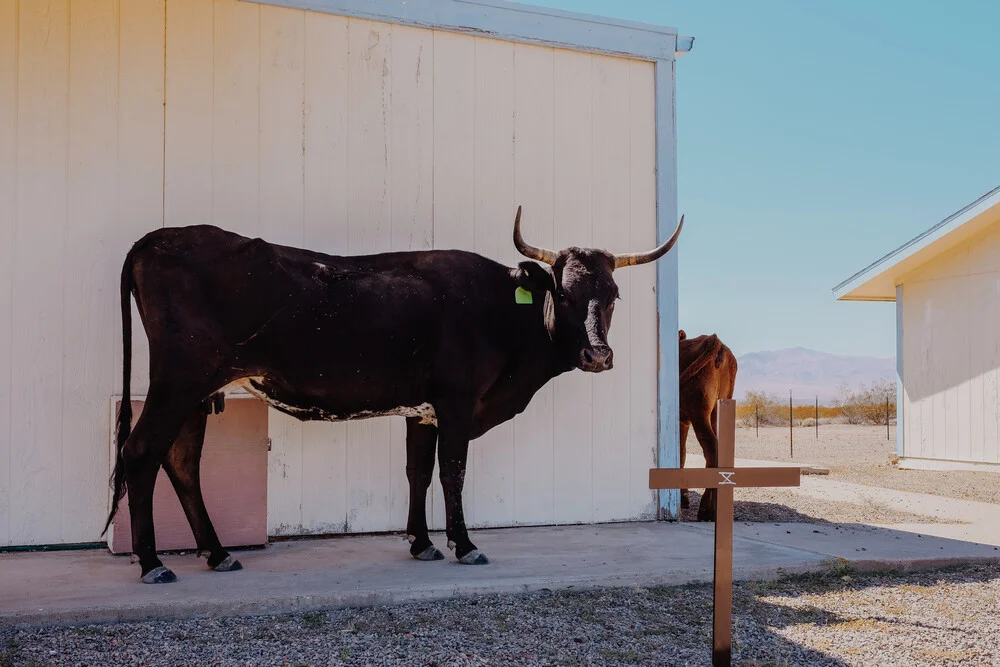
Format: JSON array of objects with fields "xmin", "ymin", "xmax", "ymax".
[
  {"xmin": 833, "ymin": 183, "xmax": 1000, "ymax": 300},
  {"xmin": 241, "ymin": 0, "xmax": 687, "ymax": 61}
]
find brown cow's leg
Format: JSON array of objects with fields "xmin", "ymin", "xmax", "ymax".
[
  {"xmin": 121, "ymin": 389, "xmax": 193, "ymax": 583},
  {"xmin": 693, "ymin": 414, "xmax": 719, "ymax": 522},
  {"xmin": 435, "ymin": 406, "xmax": 486, "ymax": 565},
  {"xmin": 161, "ymin": 411, "xmax": 242, "ymax": 573},
  {"xmin": 679, "ymin": 420, "xmax": 691, "ymax": 509},
  {"xmin": 404, "ymin": 418, "xmax": 443, "ymax": 561}
]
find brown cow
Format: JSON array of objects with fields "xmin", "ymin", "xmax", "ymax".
[{"xmin": 678, "ymin": 329, "xmax": 738, "ymax": 521}]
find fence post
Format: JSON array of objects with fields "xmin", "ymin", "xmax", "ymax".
[
  {"xmin": 886, "ymin": 396, "xmax": 890, "ymax": 441},
  {"xmin": 789, "ymin": 390, "xmax": 793, "ymax": 458},
  {"xmin": 755, "ymin": 404, "xmax": 759, "ymax": 438},
  {"xmin": 815, "ymin": 395, "xmax": 818, "ymax": 439}
]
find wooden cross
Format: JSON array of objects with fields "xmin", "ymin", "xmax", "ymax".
[{"xmin": 649, "ymin": 399, "xmax": 801, "ymax": 667}]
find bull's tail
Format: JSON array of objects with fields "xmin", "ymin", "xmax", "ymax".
[
  {"xmin": 725, "ymin": 348, "xmax": 738, "ymax": 400},
  {"xmin": 679, "ymin": 334, "xmax": 723, "ymax": 385},
  {"xmin": 100, "ymin": 251, "xmax": 135, "ymax": 537}
]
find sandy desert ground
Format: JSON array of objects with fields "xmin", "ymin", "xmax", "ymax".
[{"xmin": 681, "ymin": 424, "xmax": 1000, "ymax": 524}]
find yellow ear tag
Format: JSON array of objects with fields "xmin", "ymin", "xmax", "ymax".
[{"xmin": 514, "ymin": 286, "xmax": 533, "ymax": 304}]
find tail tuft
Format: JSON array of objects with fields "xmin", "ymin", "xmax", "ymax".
[{"xmin": 101, "ymin": 251, "xmax": 135, "ymax": 538}]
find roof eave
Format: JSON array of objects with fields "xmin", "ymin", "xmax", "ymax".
[{"xmin": 833, "ymin": 183, "xmax": 1000, "ymax": 302}]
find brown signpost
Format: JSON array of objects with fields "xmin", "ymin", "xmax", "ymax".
[{"xmin": 650, "ymin": 399, "xmax": 801, "ymax": 667}]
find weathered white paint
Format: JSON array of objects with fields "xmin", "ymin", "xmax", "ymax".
[
  {"xmin": 0, "ymin": 0, "xmax": 16, "ymax": 548},
  {"xmin": 654, "ymin": 58, "xmax": 682, "ymax": 519},
  {"xmin": 896, "ymin": 284, "xmax": 903, "ymax": 457},
  {"xmin": 0, "ymin": 0, "xmax": 668, "ymax": 546},
  {"xmin": 11, "ymin": 0, "xmax": 70, "ymax": 546},
  {"xmin": 899, "ymin": 219, "xmax": 1000, "ymax": 465}
]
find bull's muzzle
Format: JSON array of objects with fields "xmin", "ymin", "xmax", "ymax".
[{"xmin": 580, "ymin": 347, "xmax": 614, "ymax": 372}]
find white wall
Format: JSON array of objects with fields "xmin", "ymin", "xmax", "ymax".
[
  {"xmin": 901, "ymin": 219, "xmax": 1000, "ymax": 465},
  {"xmin": 0, "ymin": 0, "xmax": 663, "ymax": 546}
]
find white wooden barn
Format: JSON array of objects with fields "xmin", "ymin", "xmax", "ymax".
[
  {"xmin": 0, "ymin": 0, "xmax": 693, "ymax": 549},
  {"xmin": 835, "ymin": 185, "xmax": 1000, "ymax": 472}
]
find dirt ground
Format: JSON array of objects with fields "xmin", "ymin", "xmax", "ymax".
[
  {"xmin": 679, "ymin": 424, "xmax": 1000, "ymax": 524},
  {"xmin": 738, "ymin": 425, "xmax": 1000, "ymax": 505}
]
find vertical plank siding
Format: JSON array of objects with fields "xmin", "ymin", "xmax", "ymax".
[
  {"xmin": 901, "ymin": 223, "xmax": 1000, "ymax": 465},
  {"xmin": 0, "ymin": 0, "xmax": 661, "ymax": 545},
  {"xmin": 550, "ymin": 48, "xmax": 594, "ymax": 524},
  {"xmin": 63, "ymin": 0, "xmax": 120, "ymax": 544},
  {"xmin": 11, "ymin": 0, "xmax": 70, "ymax": 545},
  {"xmin": 299, "ymin": 10, "xmax": 350, "ymax": 535},
  {"xmin": 0, "ymin": 0, "xmax": 18, "ymax": 546},
  {"xmin": 511, "ymin": 42, "xmax": 555, "ymax": 526}
]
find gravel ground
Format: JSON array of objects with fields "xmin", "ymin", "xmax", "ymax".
[{"xmin": 3, "ymin": 562, "xmax": 998, "ymax": 666}]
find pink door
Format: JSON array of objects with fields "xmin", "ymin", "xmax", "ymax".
[{"xmin": 109, "ymin": 397, "xmax": 269, "ymax": 554}]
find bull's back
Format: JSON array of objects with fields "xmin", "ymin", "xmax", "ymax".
[{"xmin": 125, "ymin": 224, "xmax": 517, "ymax": 397}]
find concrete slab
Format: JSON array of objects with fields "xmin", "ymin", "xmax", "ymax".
[
  {"xmin": 2, "ymin": 520, "xmax": 997, "ymax": 629},
  {"xmin": 686, "ymin": 522, "xmax": 1000, "ymax": 570}
]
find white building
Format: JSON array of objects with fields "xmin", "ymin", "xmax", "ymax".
[
  {"xmin": 0, "ymin": 0, "xmax": 693, "ymax": 548},
  {"xmin": 835, "ymin": 185, "xmax": 1000, "ymax": 472}
]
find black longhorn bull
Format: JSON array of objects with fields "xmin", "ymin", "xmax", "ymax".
[{"xmin": 102, "ymin": 206, "xmax": 683, "ymax": 583}]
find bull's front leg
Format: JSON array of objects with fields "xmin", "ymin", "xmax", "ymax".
[
  {"xmin": 436, "ymin": 405, "xmax": 489, "ymax": 565},
  {"xmin": 405, "ymin": 417, "xmax": 444, "ymax": 561}
]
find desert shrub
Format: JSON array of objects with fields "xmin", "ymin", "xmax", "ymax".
[
  {"xmin": 738, "ymin": 390, "xmax": 787, "ymax": 427},
  {"xmin": 800, "ymin": 417, "xmax": 816, "ymax": 428},
  {"xmin": 835, "ymin": 379, "xmax": 895, "ymax": 426}
]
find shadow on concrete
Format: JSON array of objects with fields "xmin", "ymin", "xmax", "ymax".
[{"xmin": 680, "ymin": 489, "xmax": 837, "ymax": 524}]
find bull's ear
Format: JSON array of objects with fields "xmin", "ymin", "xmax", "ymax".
[
  {"xmin": 542, "ymin": 290, "xmax": 556, "ymax": 340},
  {"xmin": 513, "ymin": 261, "xmax": 557, "ymax": 339},
  {"xmin": 513, "ymin": 261, "xmax": 556, "ymax": 295}
]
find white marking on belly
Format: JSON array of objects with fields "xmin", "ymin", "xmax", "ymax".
[{"xmin": 221, "ymin": 377, "xmax": 437, "ymax": 425}]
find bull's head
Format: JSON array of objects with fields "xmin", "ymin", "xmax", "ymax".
[{"xmin": 511, "ymin": 206, "xmax": 684, "ymax": 373}]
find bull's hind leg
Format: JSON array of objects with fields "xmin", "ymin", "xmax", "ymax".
[
  {"xmin": 161, "ymin": 409, "xmax": 242, "ymax": 574},
  {"xmin": 679, "ymin": 421, "xmax": 691, "ymax": 509},
  {"xmin": 693, "ymin": 411, "xmax": 720, "ymax": 522},
  {"xmin": 405, "ymin": 418, "xmax": 444, "ymax": 561},
  {"xmin": 121, "ymin": 388, "xmax": 196, "ymax": 583}
]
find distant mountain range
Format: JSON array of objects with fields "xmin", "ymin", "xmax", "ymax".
[{"xmin": 733, "ymin": 347, "xmax": 895, "ymax": 405}]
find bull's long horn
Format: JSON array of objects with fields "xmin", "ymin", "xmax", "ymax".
[
  {"xmin": 613, "ymin": 214, "xmax": 684, "ymax": 269},
  {"xmin": 512, "ymin": 205, "xmax": 558, "ymax": 265}
]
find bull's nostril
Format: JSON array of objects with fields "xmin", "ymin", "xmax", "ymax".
[{"xmin": 581, "ymin": 348, "xmax": 613, "ymax": 370}]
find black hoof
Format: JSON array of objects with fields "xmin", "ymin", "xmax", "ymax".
[
  {"xmin": 141, "ymin": 566, "xmax": 177, "ymax": 584},
  {"xmin": 457, "ymin": 549, "xmax": 489, "ymax": 565},
  {"xmin": 413, "ymin": 545, "xmax": 445, "ymax": 561},
  {"xmin": 212, "ymin": 555, "xmax": 243, "ymax": 572}
]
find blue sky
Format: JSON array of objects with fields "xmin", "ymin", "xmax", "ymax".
[{"xmin": 529, "ymin": 0, "xmax": 1000, "ymax": 359}]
